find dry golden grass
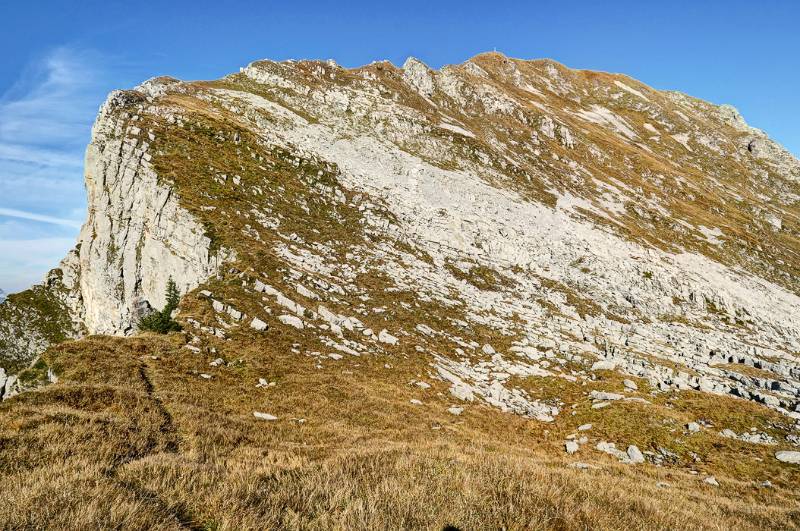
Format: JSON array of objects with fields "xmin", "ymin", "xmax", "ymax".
[
  {"xmin": 713, "ymin": 363, "xmax": 780, "ymax": 381},
  {"xmin": 1, "ymin": 334, "xmax": 798, "ymax": 530}
]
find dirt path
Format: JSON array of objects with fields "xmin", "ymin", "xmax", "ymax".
[{"xmin": 103, "ymin": 360, "xmax": 201, "ymax": 530}]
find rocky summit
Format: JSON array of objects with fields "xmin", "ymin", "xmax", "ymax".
[{"xmin": 1, "ymin": 52, "xmax": 800, "ymax": 529}]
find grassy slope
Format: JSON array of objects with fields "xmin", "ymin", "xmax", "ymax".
[
  {"xmin": 0, "ymin": 281, "xmax": 77, "ymax": 374},
  {"xmin": 0, "ymin": 334, "xmax": 797, "ymax": 530}
]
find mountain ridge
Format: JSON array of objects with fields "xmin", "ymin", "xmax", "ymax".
[
  {"xmin": 1, "ymin": 51, "xmax": 799, "ymax": 528},
  {"xmin": 3, "ymin": 49, "xmax": 800, "ymax": 407}
]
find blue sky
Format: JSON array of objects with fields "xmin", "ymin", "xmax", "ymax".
[{"xmin": 1, "ymin": 0, "xmax": 798, "ymax": 292}]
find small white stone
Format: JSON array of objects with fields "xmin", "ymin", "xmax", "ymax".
[
  {"xmin": 253, "ymin": 412, "xmax": 278, "ymax": 421},
  {"xmin": 278, "ymin": 314, "xmax": 304, "ymax": 329},
  {"xmin": 565, "ymin": 441, "xmax": 579, "ymax": 454},
  {"xmin": 627, "ymin": 445, "xmax": 645, "ymax": 464},
  {"xmin": 378, "ymin": 329, "xmax": 399, "ymax": 345},
  {"xmin": 250, "ymin": 317, "xmax": 268, "ymax": 331},
  {"xmin": 296, "ymin": 284, "xmax": 319, "ymax": 300}
]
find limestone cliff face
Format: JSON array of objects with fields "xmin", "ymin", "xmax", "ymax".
[{"xmin": 61, "ymin": 89, "xmax": 232, "ymax": 335}]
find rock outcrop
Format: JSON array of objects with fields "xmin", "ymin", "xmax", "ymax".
[
  {"xmin": 63, "ymin": 88, "xmax": 233, "ymax": 335},
  {"xmin": 0, "ymin": 87, "xmax": 234, "ymax": 375}
]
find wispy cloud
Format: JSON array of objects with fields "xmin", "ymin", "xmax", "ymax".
[
  {"xmin": 0, "ymin": 45, "xmax": 122, "ymax": 293},
  {"xmin": 0, "ymin": 208, "xmax": 82, "ymax": 228},
  {"xmin": 0, "ymin": 143, "xmax": 85, "ymax": 169},
  {"xmin": 0, "ymin": 47, "xmax": 104, "ymax": 146}
]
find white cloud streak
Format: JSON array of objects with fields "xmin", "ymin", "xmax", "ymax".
[
  {"xmin": 0, "ymin": 143, "xmax": 85, "ymax": 169},
  {"xmin": 0, "ymin": 207, "xmax": 82, "ymax": 228}
]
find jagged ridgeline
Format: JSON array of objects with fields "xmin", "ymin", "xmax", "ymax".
[{"xmin": 1, "ymin": 53, "xmax": 800, "ymax": 528}]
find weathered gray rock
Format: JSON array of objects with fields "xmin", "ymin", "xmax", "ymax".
[
  {"xmin": 402, "ymin": 57, "xmax": 436, "ymax": 98},
  {"xmin": 596, "ymin": 441, "xmax": 628, "ymax": 462},
  {"xmin": 278, "ymin": 314, "xmax": 304, "ymax": 329},
  {"xmin": 450, "ymin": 384, "xmax": 475, "ymax": 402},
  {"xmin": 590, "ymin": 391, "xmax": 624, "ymax": 401},
  {"xmin": 627, "ymin": 445, "xmax": 645, "ymax": 464},
  {"xmin": 378, "ymin": 329, "xmax": 399, "ymax": 345},
  {"xmin": 591, "ymin": 360, "xmax": 617, "ymax": 371},
  {"xmin": 775, "ymin": 450, "xmax": 800, "ymax": 464},
  {"xmin": 70, "ymin": 92, "xmax": 234, "ymax": 335},
  {"xmin": 721, "ymin": 428, "xmax": 776, "ymax": 445},
  {"xmin": 0, "ymin": 368, "xmax": 19, "ymax": 401}
]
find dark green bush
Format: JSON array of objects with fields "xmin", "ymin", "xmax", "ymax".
[{"xmin": 137, "ymin": 277, "xmax": 182, "ymax": 333}]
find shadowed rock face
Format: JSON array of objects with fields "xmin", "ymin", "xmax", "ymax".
[{"xmin": 1, "ymin": 52, "xmax": 799, "ymax": 420}]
